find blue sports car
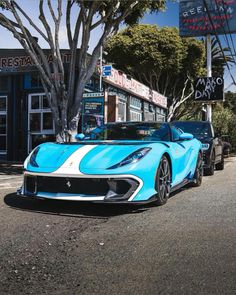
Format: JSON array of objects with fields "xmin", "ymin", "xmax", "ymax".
[{"xmin": 18, "ymin": 122, "xmax": 203, "ymax": 206}]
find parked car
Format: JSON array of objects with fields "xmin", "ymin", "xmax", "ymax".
[
  {"xmin": 172, "ymin": 121, "xmax": 224, "ymax": 176},
  {"xmin": 221, "ymin": 135, "xmax": 231, "ymax": 157},
  {"xmin": 18, "ymin": 122, "xmax": 203, "ymax": 206}
]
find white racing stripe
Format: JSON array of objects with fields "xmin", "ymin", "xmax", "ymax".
[{"xmin": 52, "ymin": 145, "xmax": 97, "ymax": 175}]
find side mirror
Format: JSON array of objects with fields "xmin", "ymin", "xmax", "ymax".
[
  {"xmin": 75, "ymin": 133, "xmax": 85, "ymax": 141},
  {"xmin": 179, "ymin": 133, "xmax": 194, "ymax": 140}
]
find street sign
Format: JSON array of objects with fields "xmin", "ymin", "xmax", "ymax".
[
  {"xmin": 83, "ymin": 92, "xmax": 104, "ymax": 98},
  {"xmin": 194, "ymin": 77, "xmax": 224, "ymax": 102},
  {"xmin": 102, "ymin": 65, "xmax": 112, "ymax": 77}
]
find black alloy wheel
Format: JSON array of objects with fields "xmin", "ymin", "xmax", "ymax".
[
  {"xmin": 215, "ymin": 154, "xmax": 224, "ymax": 170},
  {"xmin": 191, "ymin": 153, "xmax": 203, "ymax": 187},
  {"xmin": 155, "ymin": 156, "xmax": 171, "ymax": 206},
  {"xmin": 204, "ymin": 151, "xmax": 215, "ymax": 176}
]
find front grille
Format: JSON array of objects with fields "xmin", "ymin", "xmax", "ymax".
[{"xmin": 24, "ymin": 175, "xmax": 138, "ymax": 199}]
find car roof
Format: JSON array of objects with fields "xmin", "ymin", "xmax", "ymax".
[
  {"xmin": 172, "ymin": 121, "xmax": 210, "ymax": 124},
  {"xmin": 105, "ymin": 121, "xmax": 167, "ymax": 125}
]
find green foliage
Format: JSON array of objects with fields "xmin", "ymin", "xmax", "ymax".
[
  {"xmin": 212, "ymin": 105, "xmax": 233, "ymax": 135},
  {"xmin": 203, "ymin": 37, "xmax": 235, "ymax": 77},
  {"xmin": 106, "ymin": 24, "xmax": 205, "ymax": 81},
  {"xmin": 212, "ymin": 103, "xmax": 236, "ymax": 151},
  {"xmin": 224, "ymin": 91, "xmax": 236, "ymax": 114},
  {"xmin": 106, "ymin": 24, "xmax": 205, "ymax": 120},
  {"xmin": 78, "ymin": 0, "xmax": 166, "ymax": 27}
]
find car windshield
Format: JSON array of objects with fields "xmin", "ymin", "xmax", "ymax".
[
  {"xmin": 84, "ymin": 122, "xmax": 170, "ymax": 141},
  {"xmin": 172, "ymin": 122, "xmax": 212, "ymax": 139}
]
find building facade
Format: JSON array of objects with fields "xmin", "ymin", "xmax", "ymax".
[{"xmin": 0, "ymin": 49, "xmax": 167, "ymax": 161}]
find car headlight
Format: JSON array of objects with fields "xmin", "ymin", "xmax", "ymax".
[
  {"xmin": 108, "ymin": 148, "xmax": 151, "ymax": 169},
  {"xmin": 202, "ymin": 143, "xmax": 210, "ymax": 151},
  {"xmin": 29, "ymin": 146, "xmax": 40, "ymax": 167}
]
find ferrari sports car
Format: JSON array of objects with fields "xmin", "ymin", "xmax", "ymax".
[{"xmin": 18, "ymin": 122, "xmax": 203, "ymax": 205}]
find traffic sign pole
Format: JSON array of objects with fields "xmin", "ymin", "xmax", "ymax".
[{"xmin": 99, "ymin": 45, "xmax": 103, "ymax": 92}]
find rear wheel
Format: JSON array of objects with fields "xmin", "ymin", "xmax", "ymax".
[
  {"xmin": 215, "ymin": 154, "xmax": 224, "ymax": 170},
  {"xmin": 155, "ymin": 156, "xmax": 171, "ymax": 206},
  {"xmin": 204, "ymin": 151, "xmax": 215, "ymax": 176},
  {"xmin": 191, "ymin": 153, "xmax": 203, "ymax": 187}
]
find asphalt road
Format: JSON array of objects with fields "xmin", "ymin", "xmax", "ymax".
[{"xmin": 0, "ymin": 158, "xmax": 235, "ymax": 295}]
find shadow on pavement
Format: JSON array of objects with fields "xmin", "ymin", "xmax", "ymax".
[
  {"xmin": 0, "ymin": 164, "xmax": 23, "ymax": 175},
  {"xmin": 4, "ymin": 193, "xmax": 151, "ymax": 219}
]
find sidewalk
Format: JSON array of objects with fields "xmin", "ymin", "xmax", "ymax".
[{"xmin": 0, "ymin": 162, "xmax": 23, "ymax": 176}]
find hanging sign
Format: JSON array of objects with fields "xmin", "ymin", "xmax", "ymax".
[
  {"xmin": 179, "ymin": 0, "xmax": 236, "ymax": 37},
  {"xmin": 194, "ymin": 77, "xmax": 224, "ymax": 102}
]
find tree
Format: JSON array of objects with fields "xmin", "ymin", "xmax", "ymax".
[
  {"xmin": 203, "ymin": 36, "xmax": 235, "ymax": 77},
  {"xmin": 105, "ymin": 24, "xmax": 205, "ymax": 121},
  {"xmin": 224, "ymin": 91, "xmax": 236, "ymax": 114},
  {"xmin": 0, "ymin": 0, "xmax": 166, "ymax": 141}
]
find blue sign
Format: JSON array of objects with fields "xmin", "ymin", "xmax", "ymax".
[
  {"xmin": 102, "ymin": 65, "xmax": 112, "ymax": 77},
  {"xmin": 179, "ymin": 0, "xmax": 236, "ymax": 37}
]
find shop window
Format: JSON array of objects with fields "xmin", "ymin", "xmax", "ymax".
[
  {"xmin": 144, "ymin": 102, "xmax": 149, "ymax": 110},
  {"xmin": 108, "ymin": 87, "xmax": 127, "ymax": 101},
  {"xmin": 130, "ymin": 96, "xmax": 142, "ymax": 110},
  {"xmin": 28, "ymin": 93, "xmax": 54, "ymax": 152},
  {"xmin": 0, "ymin": 96, "xmax": 7, "ymax": 154},
  {"xmin": 118, "ymin": 101, "xmax": 126, "ymax": 122},
  {"xmin": 24, "ymin": 73, "xmax": 42, "ymax": 89},
  {"xmin": 130, "ymin": 110, "xmax": 142, "ymax": 122}
]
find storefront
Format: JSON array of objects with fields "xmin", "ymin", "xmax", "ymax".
[{"xmin": 0, "ymin": 49, "xmax": 167, "ymax": 161}]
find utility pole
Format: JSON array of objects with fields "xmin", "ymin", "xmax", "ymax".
[
  {"xmin": 206, "ymin": 34, "xmax": 212, "ymax": 122},
  {"xmin": 99, "ymin": 45, "xmax": 103, "ymax": 92}
]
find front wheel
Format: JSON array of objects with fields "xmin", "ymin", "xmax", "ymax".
[{"xmin": 155, "ymin": 156, "xmax": 171, "ymax": 206}]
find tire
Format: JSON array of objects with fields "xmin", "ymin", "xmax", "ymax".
[
  {"xmin": 215, "ymin": 155, "xmax": 224, "ymax": 170},
  {"xmin": 155, "ymin": 155, "xmax": 171, "ymax": 206},
  {"xmin": 191, "ymin": 153, "xmax": 203, "ymax": 187},
  {"xmin": 204, "ymin": 151, "xmax": 215, "ymax": 176}
]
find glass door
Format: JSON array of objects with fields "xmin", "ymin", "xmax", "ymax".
[
  {"xmin": 0, "ymin": 96, "xmax": 7, "ymax": 155},
  {"xmin": 28, "ymin": 93, "xmax": 55, "ymax": 152}
]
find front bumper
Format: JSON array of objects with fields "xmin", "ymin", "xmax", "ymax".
[{"xmin": 18, "ymin": 172, "xmax": 145, "ymax": 203}]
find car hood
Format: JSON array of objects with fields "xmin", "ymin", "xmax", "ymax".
[{"xmin": 26, "ymin": 141, "xmax": 165, "ymax": 172}]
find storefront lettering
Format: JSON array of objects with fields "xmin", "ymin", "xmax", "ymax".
[
  {"xmin": 104, "ymin": 68, "xmax": 167, "ymax": 108},
  {"xmin": 0, "ymin": 53, "xmax": 72, "ymax": 69}
]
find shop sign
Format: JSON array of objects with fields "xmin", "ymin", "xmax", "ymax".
[
  {"xmin": 179, "ymin": 0, "xmax": 236, "ymax": 37},
  {"xmin": 104, "ymin": 68, "xmax": 167, "ymax": 108},
  {"xmin": 82, "ymin": 97, "xmax": 104, "ymax": 133},
  {"xmin": 194, "ymin": 77, "xmax": 224, "ymax": 102},
  {"xmin": 83, "ymin": 92, "xmax": 104, "ymax": 98},
  {"xmin": 0, "ymin": 49, "xmax": 73, "ymax": 72}
]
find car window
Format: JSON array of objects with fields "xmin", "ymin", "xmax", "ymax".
[
  {"xmin": 84, "ymin": 122, "xmax": 171, "ymax": 141},
  {"xmin": 171, "ymin": 126, "xmax": 182, "ymax": 142},
  {"xmin": 172, "ymin": 122, "xmax": 211, "ymax": 139}
]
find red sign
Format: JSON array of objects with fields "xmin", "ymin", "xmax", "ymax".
[{"xmin": 104, "ymin": 68, "xmax": 167, "ymax": 108}]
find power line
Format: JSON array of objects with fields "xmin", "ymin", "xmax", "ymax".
[
  {"xmin": 221, "ymin": 0, "xmax": 236, "ymax": 60},
  {"xmin": 202, "ymin": 0, "xmax": 236, "ymax": 86},
  {"xmin": 214, "ymin": 0, "xmax": 236, "ymax": 65}
]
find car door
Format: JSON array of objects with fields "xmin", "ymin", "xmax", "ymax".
[{"xmin": 170, "ymin": 126, "xmax": 194, "ymax": 186}]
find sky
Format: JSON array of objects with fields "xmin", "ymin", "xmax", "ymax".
[{"xmin": 0, "ymin": 0, "xmax": 235, "ymax": 92}]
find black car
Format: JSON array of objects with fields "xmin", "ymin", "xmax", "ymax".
[{"xmin": 172, "ymin": 121, "xmax": 224, "ymax": 175}]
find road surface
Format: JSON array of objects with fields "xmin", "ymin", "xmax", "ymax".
[{"xmin": 0, "ymin": 158, "xmax": 235, "ymax": 294}]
